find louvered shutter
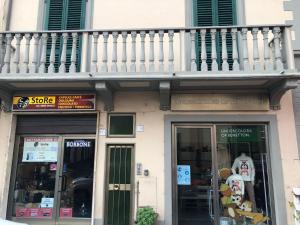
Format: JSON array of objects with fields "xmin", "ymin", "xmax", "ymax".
[
  {"xmin": 218, "ymin": 0, "xmax": 236, "ymax": 69},
  {"xmin": 194, "ymin": 0, "xmax": 236, "ymax": 70},
  {"xmin": 65, "ymin": 0, "xmax": 86, "ymax": 72},
  {"xmin": 45, "ymin": 0, "xmax": 85, "ymax": 72}
]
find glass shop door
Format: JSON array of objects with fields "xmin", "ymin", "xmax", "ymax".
[
  {"xmin": 174, "ymin": 125, "xmax": 219, "ymax": 225},
  {"xmin": 56, "ymin": 138, "xmax": 95, "ymax": 225}
]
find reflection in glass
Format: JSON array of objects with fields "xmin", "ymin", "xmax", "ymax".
[
  {"xmin": 177, "ymin": 128, "xmax": 214, "ymax": 225},
  {"xmin": 59, "ymin": 139, "xmax": 95, "ymax": 218}
]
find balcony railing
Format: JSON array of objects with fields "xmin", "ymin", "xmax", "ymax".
[{"xmin": 0, "ymin": 25, "xmax": 296, "ymax": 75}]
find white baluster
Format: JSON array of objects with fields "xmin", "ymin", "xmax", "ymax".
[
  {"xmin": 130, "ymin": 31, "xmax": 137, "ymax": 72},
  {"xmin": 241, "ymin": 28, "xmax": 250, "ymax": 71},
  {"xmin": 149, "ymin": 30, "xmax": 155, "ymax": 72},
  {"xmin": 273, "ymin": 27, "xmax": 284, "ymax": 71},
  {"xmin": 201, "ymin": 29, "xmax": 208, "ymax": 72},
  {"xmin": 59, "ymin": 33, "xmax": 68, "ymax": 73},
  {"xmin": 262, "ymin": 28, "xmax": 272, "ymax": 71},
  {"xmin": 221, "ymin": 29, "xmax": 229, "ymax": 71},
  {"xmin": 2, "ymin": 33, "xmax": 13, "ymax": 73},
  {"xmin": 252, "ymin": 28, "xmax": 261, "ymax": 71},
  {"xmin": 190, "ymin": 30, "xmax": 197, "ymax": 72},
  {"xmin": 168, "ymin": 30, "xmax": 174, "ymax": 72},
  {"xmin": 69, "ymin": 32, "xmax": 78, "ymax": 73},
  {"xmin": 29, "ymin": 33, "xmax": 40, "ymax": 73},
  {"xmin": 231, "ymin": 28, "xmax": 239, "ymax": 71},
  {"xmin": 48, "ymin": 33, "xmax": 57, "ymax": 73},
  {"xmin": 38, "ymin": 33, "xmax": 48, "ymax": 73},
  {"xmin": 121, "ymin": 31, "xmax": 128, "ymax": 72},
  {"xmin": 0, "ymin": 34, "xmax": 4, "ymax": 70},
  {"xmin": 11, "ymin": 33, "xmax": 22, "ymax": 73},
  {"xmin": 140, "ymin": 31, "xmax": 146, "ymax": 72},
  {"xmin": 159, "ymin": 30, "xmax": 164, "ymax": 72},
  {"xmin": 211, "ymin": 29, "xmax": 218, "ymax": 71},
  {"xmin": 20, "ymin": 33, "xmax": 31, "ymax": 73},
  {"xmin": 91, "ymin": 32, "xmax": 99, "ymax": 72},
  {"xmin": 100, "ymin": 32, "xmax": 109, "ymax": 72},
  {"xmin": 111, "ymin": 32, "xmax": 118, "ymax": 72}
]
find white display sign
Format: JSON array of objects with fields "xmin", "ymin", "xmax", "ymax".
[
  {"xmin": 177, "ymin": 165, "xmax": 191, "ymax": 185},
  {"xmin": 40, "ymin": 198, "xmax": 54, "ymax": 208},
  {"xmin": 22, "ymin": 137, "xmax": 59, "ymax": 162},
  {"xmin": 99, "ymin": 128, "xmax": 107, "ymax": 136}
]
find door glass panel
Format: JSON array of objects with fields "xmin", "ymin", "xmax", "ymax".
[
  {"xmin": 59, "ymin": 139, "xmax": 95, "ymax": 218},
  {"xmin": 216, "ymin": 125, "xmax": 272, "ymax": 225},
  {"xmin": 176, "ymin": 128, "xmax": 214, "ymax": 225},
  {"xmin": 12, "ymin": 136, "xmax": 59, "ymax": 219},
  {"xmin": 107, "ymin": 146, "xmax": 132, "ymax": 225}
]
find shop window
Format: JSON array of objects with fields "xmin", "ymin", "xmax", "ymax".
[
  {"xmin": 12, "ymin": 137, "xmax": 58, "ymax": 219},
  {"xmin": 108, "ymin": 114, "xmax": 135, "ymax": 137},
  {"xmin": 10, "ymin": 136, "xmax": 95, "ymax": 220},
  {"xmin": 217, "ymin": 125, "xmax": 272, "ymax": 225}
]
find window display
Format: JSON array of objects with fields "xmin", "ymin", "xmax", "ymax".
[
  {"xmin": 12, "ymin": 137, "xmax": 57, "ymax": 218},
  {"xmin": 217, "ymin": 125, "xmax": 271, "ymax": 225},
  {"xmin": 11, "ymin": 136, "xmax": 95, "ymax": 220}
]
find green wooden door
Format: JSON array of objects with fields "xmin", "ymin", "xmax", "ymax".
[
  {"xmin": 106, "ymin": 145, "xmax": 133, "ymax": 225},
  {"xmin": 45, "ymin": 0, "xmax": 86, "ymax": 72},
  {"xmin": 193, "ymin": 0, "xmax": 236, "ymax": 70}
]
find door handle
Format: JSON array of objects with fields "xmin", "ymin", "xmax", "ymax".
[{"xmin": 113, "ymin": 184, "xmax": 120, "ymax": 190}]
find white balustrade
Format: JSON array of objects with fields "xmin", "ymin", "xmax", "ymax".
[
  {"xmin": 121, "ymin": 31, "xmax": 128, "ymax": 72},
  {"xmin": 168, "ymin": 30, "xmax": 174, "ymax": 73},
  {"xmin": 130, "ymin": 31, "xmax": 137, "ymax": 72},
  {"xmin": 139, "ymin": 31, "xmax": 146, "ymax": 72},
  {"xmin": 231, "ymin": 28, "xmax": 240, "ymax": 71},
  {"xmin": 38, "ymin": 33, "xmax": 48, "ymax": 73},
  {"xmin": 0, "ymin": 25, "xmax": 294, "ymax": 75},
  {"xmin": 200, "ymin": 29, "xmax": 208, "ymax": 72},
  {"xmin": 20, "ymin": 33, "xmax": 31, "ymax": 73},
  {"xmin": 221, "ymin": 29, "xmax": 229, "ymax": 72},
  {"xmin": 101, "ymin": 32, "xmax": 109, "ymax": 72},
  {"xmin": 48, "ymin": 33, "xmax": 57, "ymax": 73},
  {"xmin": 111, "ymin": 32, "xmax": 118, "ymax": 72},
  {"xmin": 241, "ymin": 28, "xmax": 250, "ymax": 71},
  {"xmin": 11, "ymin": 33, "xmax": 22, "ymax": 73},
  {"xmin": 149, "ymin": 31, "xmax": 155, "ymax": 72},
  {"xmin": 262, "ymin": 28, "xmax": 272, "ymax": 71},
  {"xmin": 69, "ymin": 33, "xmax": 78, "ymax": 73},
  {"xmin": 190, "ymin": 30, "xmax": 197, "ymax": 72},
  {"xmin": 252, "ymin": 28, "xmax": 261, "ymax": 71},
  {"xmin": 59, "ymin": 33, "xmax": 68, "ymax": 73},
  {"xmin": 2, "ymin": 34, "xmax": 12, "ymax": 73}
]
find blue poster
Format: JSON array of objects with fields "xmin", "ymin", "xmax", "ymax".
[{"xmin": 177, "ymin": 165, "xmax": 191, "ymax": 185}]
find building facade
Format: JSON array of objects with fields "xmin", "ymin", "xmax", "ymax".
[{"xmin": 0, "ymin": 0, "xmax": 299, "ymax": 225}]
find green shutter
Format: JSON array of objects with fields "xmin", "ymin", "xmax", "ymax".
[
  {"xmin": 194, "ymin": 0, "xmax": 236, "ymax": 70},
  {"xmin": 45, "ymin": 0, "xmax": 86, "ymax": 72}
]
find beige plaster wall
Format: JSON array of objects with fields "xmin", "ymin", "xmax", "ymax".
[
  {"xmin": 0, "ymin": 112, "xmax": 16, "ymax": 219},
  {"xmin": 90, "ymin": 90, "xmax": 300, "ymax": 225}
]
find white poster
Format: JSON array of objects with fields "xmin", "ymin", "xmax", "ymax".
[{"xmin": 22, "ymin": 137, "xmax": 59, "ymax": 162}]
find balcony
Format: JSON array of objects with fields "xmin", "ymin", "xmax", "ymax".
[{"xmin": 0, "ymin": 25, "xmax": 299, "ymax": 111}]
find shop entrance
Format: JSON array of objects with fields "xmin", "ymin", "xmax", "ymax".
[
  {"xmin": 173, "ymin": 124, "xmax": 273, "ymax": 225},
  {"xmin": 8, "ymin": 136, "xmax": 95, "ymax": 225},
  {"xmin": 105, "ymin": 145, "xmax": 133, "ymax": 225}
]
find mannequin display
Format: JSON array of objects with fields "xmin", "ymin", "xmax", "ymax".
[
  {"xmin": 232, "ymin": 153, "xmax": 257, "ymax": 211},
  {"xmin": 225, "ymin": 173, "xmax": 244, "ymax": 195}
]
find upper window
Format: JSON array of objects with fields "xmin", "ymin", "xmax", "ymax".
[
  {"xmin": 108, "ymin": 114, "xmax": 135, "ymax": 137},
  {"xmin": 193, "ymin": 0, "xmax": 237, "ymax": 70},
  {"xmin": 44, "ymin": 0, "xmax": 86, "ymax": 72}
]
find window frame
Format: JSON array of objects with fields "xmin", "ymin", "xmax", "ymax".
[{"xmin": 107, "ymin": 113, "xmax": 136, "ymax": 138}]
